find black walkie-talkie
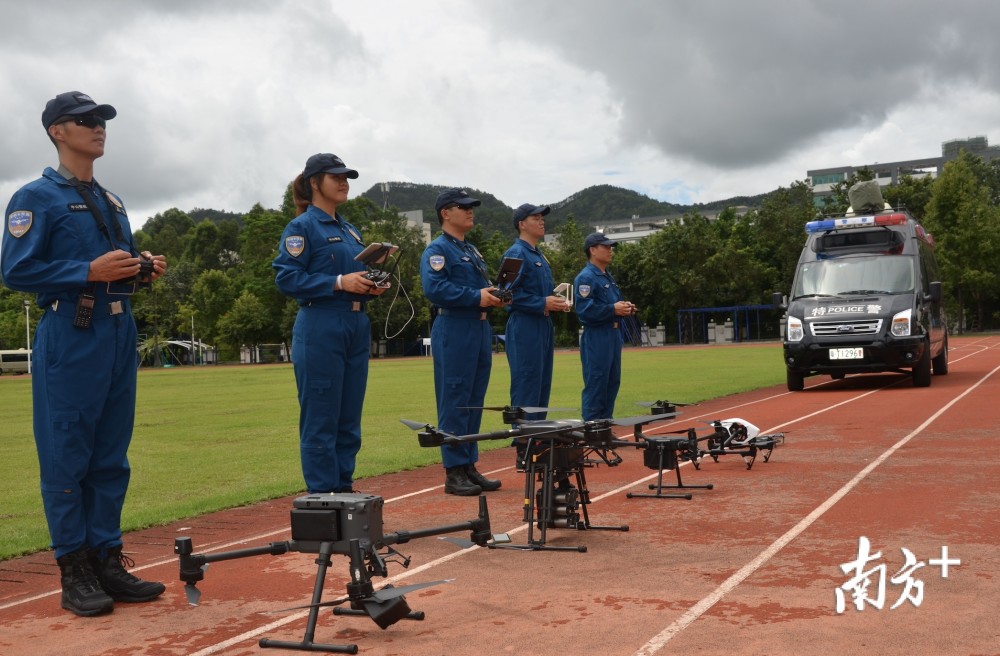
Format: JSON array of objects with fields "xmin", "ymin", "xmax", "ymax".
[{"xmin": 73, "ymin": 291, "xmax": 96, "ymax": 329}]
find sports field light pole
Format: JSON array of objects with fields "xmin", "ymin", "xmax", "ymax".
[{"xmin": 23, "ymin": 299, "xmax": 31, "ymax": 374}]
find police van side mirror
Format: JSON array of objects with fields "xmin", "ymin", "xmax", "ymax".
[
  {"xmin": 771, "ymin": 292, "xmax": 787, "ymax": 310},
  {"xmin": 927, "ymin": 281, "xmax": 942, "ymax": 304}
]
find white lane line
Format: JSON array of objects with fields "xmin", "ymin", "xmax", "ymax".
[{"xmin": 633, "ymin": 361, "xmax": 1000, "ymax": 656}]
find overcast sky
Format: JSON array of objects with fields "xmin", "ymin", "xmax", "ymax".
[{"xmin": 3, "ymin": 0, "xmax": 1000, "ymax": 227}]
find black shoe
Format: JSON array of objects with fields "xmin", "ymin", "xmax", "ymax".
[
  {"xmin": 56, "ymin": 549, "xmax": 114, "ymax": 617},
  {"xmin": 444, "ymin": 466, "xmax": 482, "ymax": 496},
  {"xmin": 90, "ymin": 546, "xmax": 165, "ymax": 603},
  {"xmin": 465, "ymin": 464, "xmax": 501, "ymax": 491}
]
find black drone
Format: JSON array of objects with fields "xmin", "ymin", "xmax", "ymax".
[
  {"xmin": 174, "ymin": 493, "xmax": 497, "ymax": 654},
  {"xmin": 402, "ymin": 405, "xmax": 683, "ymax": 552}
]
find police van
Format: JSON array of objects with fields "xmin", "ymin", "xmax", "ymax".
[
  {"xmin": 774, "ymin": 209, "xmax": 948, "ymax": 391},
  {"xmin": 0, "ymin": 349, "xmax": 31, "ymax": 375}
]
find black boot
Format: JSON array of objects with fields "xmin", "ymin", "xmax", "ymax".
[
  {"xmin": 465, "ymin": 464, "xmax": 501, "ymax": 491},
  {"xmin": 444, "ymin": 466, "xmax": 482, "ymax": 496},
  {"xmin": 90, "ymin": 546, "xmax": 165, "ymax": 603},
  {"xmin": 56, "ymin": 549, "xmax": 114, "ymax": 617}
]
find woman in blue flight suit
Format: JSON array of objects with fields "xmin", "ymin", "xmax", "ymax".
[
  {"xmin": 273, "ymin": 153, "xmax": 387, "ymax": 494},
  {"xmin": 503, "ymin": 203, "xmax": 571, "ymax": 426},
  {"xmin": 574, "ymin": 233, "xmax": 637, "ymax": 421},
  {"xmin": 420, "ymin": 188, "xmax": 506, "ymax": 495}
]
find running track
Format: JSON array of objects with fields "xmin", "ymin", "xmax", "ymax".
[{"xmin": 2, "ymin": 336, "xmax": 998, "ymax": 655}]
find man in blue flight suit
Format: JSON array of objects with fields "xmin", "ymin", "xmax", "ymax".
[
  {"xmin": 574, "ymin": 233, "xmax": 637, "ymax": 421},
  {"xmin": 502, "ymin": 204, "xmax": 571, "ymax": 466},
  {"xmin": 1, "ymin": 91, "xmax": 167, "ymax": 616},
  {"xmin": 420, "ymin": 189, "xmax": 506, "ymax": 495}
]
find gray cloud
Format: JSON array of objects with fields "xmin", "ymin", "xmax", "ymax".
[{"xmin": 481, "ymin": 0, "xmax": 1000, "ymax": 168}]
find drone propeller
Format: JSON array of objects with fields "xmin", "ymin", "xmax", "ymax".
[
  {"xmin": 459, "ymin": 405, "xmax": 576, "ymax": 414},
  {"xmin": 264, "ymin": 579, "xmax": 454, "ymax": 613},
  {"xmin": 610, "ymin": 411, "xmax": 676, "ymax": 427},
  {"xmin": 400, "ymin": 418, "xmax": 433, "ymax": 431},
  {"xmin": 182, "ymin": 562, "xmax": 210, "ymax": 606},
  {"xmin": 636, "ymin": 400, "xmax": 695, "ymax": 408},
  {"xmin": 184, "ymin": 582, "xmax": 202, "ymax": 606}
]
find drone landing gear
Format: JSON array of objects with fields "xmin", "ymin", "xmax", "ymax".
[
  {"xmin": 490, "ymin": 440, "xmax": 628, "ymax": 553},
  {"xmin": 627, "ymin": 435, "xmax": 713, "ymax": 500},
  {"xmin": 259, "ymin": 540, "xmax": 364, "ymax": 654}
]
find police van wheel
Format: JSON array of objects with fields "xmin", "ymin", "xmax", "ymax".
[
  {"xmin": 932, "ymin": 336, "xmax": 949, "ymax": 375},
  {"xmin": 912, "ymin": 344, "xmax": 932, "ymax": 387},
  {"xmin": 786, "ymin": 369, "xmax": 805, "ymax": 392},
  {"xmin": 830, "ymin": 373, "xmax": 845, "ymax": 380}
]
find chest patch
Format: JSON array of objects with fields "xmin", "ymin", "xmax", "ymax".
[
  {"xmin": 6, "ymin": 210, "xmax": 32, "ymax": 238},
  {"xmin": 285, "ymin": 235, "xmax": 305, "ymax": 257}
]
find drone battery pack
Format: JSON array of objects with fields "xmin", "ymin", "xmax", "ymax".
[
  {"xmin": 642, "ymin": 438, "xmax": 680, "ymax": 471},
  {"xmin": 290, "ymin": 493, "xmax": 384, "ymax": 553}
]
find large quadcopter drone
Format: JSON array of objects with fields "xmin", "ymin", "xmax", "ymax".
[
  {"xmin": 174, "ymin": 493, "xmax": 498, "ymax": 654},
  {"xmin": 403, "ymin": 406, "xmax": 681, "ymax": 552}
]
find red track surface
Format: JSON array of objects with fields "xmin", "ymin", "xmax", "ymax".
[{"xmin": 2, "ymin": 336, "xmax": 999, "ymax": 656}]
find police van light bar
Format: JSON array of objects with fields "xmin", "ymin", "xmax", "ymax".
[{"xmin": 805, "ymin": 213, "xmax": 908, "ymax": 233}]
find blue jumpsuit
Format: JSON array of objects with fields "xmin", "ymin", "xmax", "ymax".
[
  {"xmin": 574, "ymin": 263, "xmax": 624, "ymax": 421},
  {"xmin": 502, "ymin": 239, "xmax": 555, "ymax": 421},
  {"xmin": 273, "ymin": 205, "xmax": 371, "ymax": 493},
  {"xmin": 2, "ymin": 167, "xmax": 140, "ymax": 559},
  {"xmin": 420, "ymin": 233, "xmax": 492, "ymax": 469}
]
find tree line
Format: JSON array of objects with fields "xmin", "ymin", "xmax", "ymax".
[{"xmin": 1, "ymin": 150, "xmax": 998, "ymax": 360}]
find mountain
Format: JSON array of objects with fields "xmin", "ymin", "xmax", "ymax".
[{"xmin": 360, "ymin": 182, "xmax": 769, "ymax": 238}]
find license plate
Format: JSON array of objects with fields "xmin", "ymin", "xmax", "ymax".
[{"xmin": 829, "ymin": 347, "xmax": 864, "ymax": 360}]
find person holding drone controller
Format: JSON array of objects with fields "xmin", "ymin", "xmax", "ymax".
[
  {"xmin": 420, "ymin": 188, "xmax": 507, "ymax": 495},
  {"xmin": 2, "ymin": 91, "xmax": 168, "ymax": 617},
  {"xmin": 575, "ymin": 232, "xmax": 637, "ymax": 421},
  {"xmin": 273, "ymin": 153, "xmax": 388, "ymax": 497}
]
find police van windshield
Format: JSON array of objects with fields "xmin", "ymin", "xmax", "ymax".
[{"xmin": 793, "ymin": 256, "xmax": 915, "ymax": 299}]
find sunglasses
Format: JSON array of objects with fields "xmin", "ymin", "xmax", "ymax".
[
  {"xmin": 446, "ymin": 204, "xmax": 474, "ymax": 211},
  {"xmin": 60, "ymin": 114, "xmax": 106, "ymax": 129}
]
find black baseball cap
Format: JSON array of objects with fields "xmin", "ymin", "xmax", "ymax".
[
  {"xmin": 513, "ymin": 203, "xmax": 550, "ymax": 230},
  {"xmin": 435, "ymin": 188, "xmax": 481, "ymax": 214},
  {"xmin": 583, "ymin": 232, "xmax": 617, "ymax": 253},
  {"xmin": 302, "ymin": 153, "xmax": 359, "ymax": 179},
  {"xmin": 42, "ymin": 91, "xmax": 117, "ymax": 129}
]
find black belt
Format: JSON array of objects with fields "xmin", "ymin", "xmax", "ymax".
[
  {"xmin": 303, "ymin": 300, "xmax": 364, "ymax": 312},
  {"xmin": 583, "ymin": 321, "xmax": 619, "ymax": 330},
  {"xmin": 49, "ymin": 299, "xmax": 126, "ymax": 319},
  {"xmin": 437, "ymin": 308, "xmax": 489, "ymax": 321}
]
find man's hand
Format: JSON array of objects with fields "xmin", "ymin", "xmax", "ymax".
[
  {"xmin": 480, "ymin": 287, "xmax": 506, "ymax": 307},
  {"xmin": 142, "ymin": 251, "xmax": 167, "ymax": 280},
  {"xmin": 614, "ymin": 300, "xmax": 637, "ymax": 317},
  {"xmin": 545, "ymin": 295, "xmax": 572, "ymax": 312},
  {"xmin": 88, "ymin": 250, "xmax": 143, "ymax": 282}
]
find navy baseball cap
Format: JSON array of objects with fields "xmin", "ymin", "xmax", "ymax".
[
  {"xmin": 435, "ymin": 188, "xmax": 481, "ymax": 214},
  {"xmin": 583, "ymin": 232, "xmax": 617, "ymax": 253},
  {"xmin": 302, "ymin": 153, "xmax": 359, "ymax": 179},
  {"xmin": 513, "ymin": 203, "xmax": 550, "ymax": 229},
  {"xmin": 42, "ymin": 91, "xmax": 117, "ymax": 129}
]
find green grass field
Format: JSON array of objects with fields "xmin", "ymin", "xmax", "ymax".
[{"xmin": 0, "ymin": 344, "xmax": 785, "ymax": 559}]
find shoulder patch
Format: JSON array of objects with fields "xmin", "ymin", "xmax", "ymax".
[
  {"xmin": 7, "ymin": 210, "xmax": 32, "ymax": 238},
  {"xmin": 578, "ymin": 284, "xmax": 591, "ymax": 298},
  {"xmin": 104, "ymin": 191, "xmax": 126, "ymax": 214},
  {"xmin": 429, "ymin": 255, "xmax": 445, "ymax": 271},
  {"xmin": 285, "ymin": 235, "xmax": 305, "ymax": 257}
]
